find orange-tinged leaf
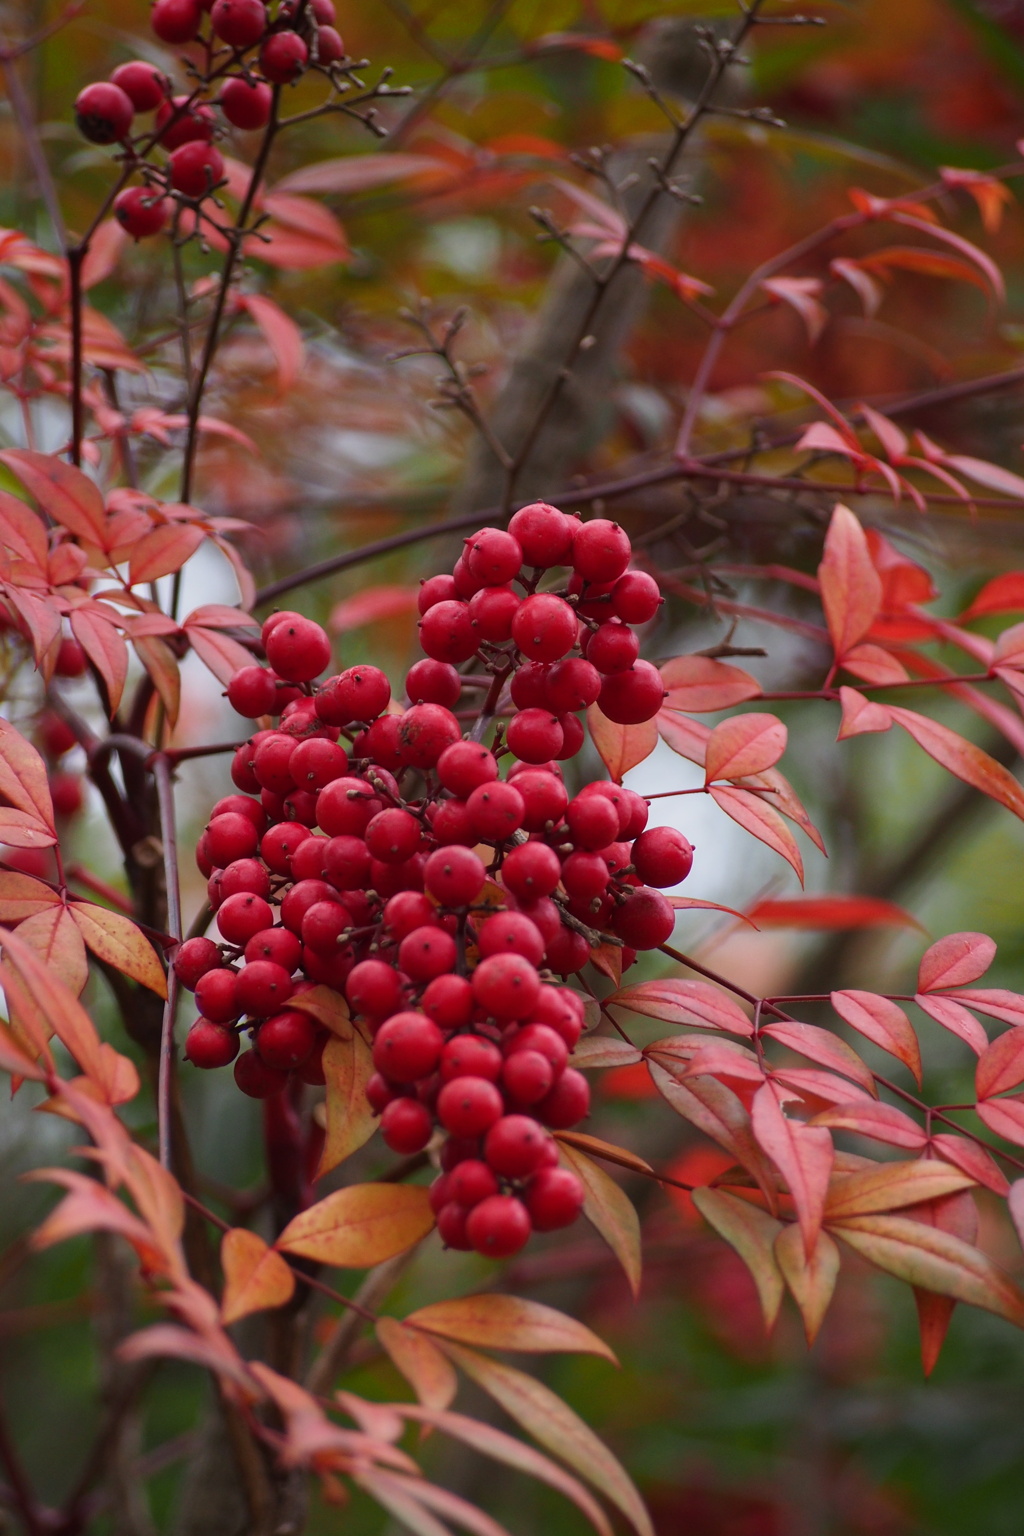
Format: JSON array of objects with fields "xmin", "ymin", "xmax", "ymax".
[
  {"xmin": 751, "ymin": 897, "xmax": 920, "ymax": 933},
  {"xmin": 837, "ymin": 685, "xmax": 893, "ymax": 739},
  {"xmin": 708, "ymin": 786, "xmax": 805, "ymax": 882},
  {"xmin": 0, "ymin": 1016, "xmax": 46, "ymax": 1079},
  {"xmin": 554, "ymin": 1131, "xmax": 652, "ymax": 1177},
  {"xmin": 0, "ymin": 489, "xmax": 49, "ymax": 569},
  {"xmin": 220, "ymin": 1227, "xmax": 295, "ymax": 1324},
  {"xmin": 914, "ymin": 993, "xmax": 988, "ymax": 1055},
  {"xmin": 318, "ymin": 1032, "xmax": 376, "ymax": 1177},
  {"xmin": 975, "ymin": 1095, "xmax": 1024, "ymax": 1146},
  {"xmin": 919, "ymin": 931, "xmax": 996, "ymax": 992},
  {"xmin": 647, "ymin": 1061, "xmax": 779, "ymax": 1211},
  {"xmin": 241, "ymin": 292, "xmax": 304, "ymax": 393},
  {"xmin": 824, "ymin": 1159, "xmax": 975, "ymax": 1219},
  {"xmin": 129, "ymin": 523, "xmax": 205, "ymax": 587},
  {"xmin": 276, "ymin": 1184, "xmax": 434, "ymax": 1267},
  {"xmin": 889, "ymin": 707, "xmax": 1024, "ymax": 823},
  {"xmin": 557, "ymin": 1141, "xmax": 641, "ymax": 1297},
  {"xmin": 0, "ymin": 450, "xmax": 107, "ymax": 547},
  {"xmin": 610, "ymin": 978, "xmax": 752, "ymax": 1035},
  {"xmin": 840, "ymin": 643, "xmax": 911, "ymax": 685},
  {"xmin": 69, "ymin": 902, "xmax": 167, "ymax": 997},
  {"xmin": 830, "ymin": 256, "xmax": 883, "ymax": 316},
  {"xmin": 691, "ymin": 1186, "xmax": 784, "ymax": 1329},
  {"xmin": 761, "ymin": 1019, "xmax": 877, "ymax": 1096},
  {"xmin": 880, "ymin": 214, "xmax": 1005, "ymax": 299},
  {"xmin": 831, "ymin": 990, "xmax": 922, "ymax": 1085},
  {"xmin": 761, "ymin": 275, "xmax": 828, "ymax": 343},
  {"xmin": 818, "ymin": 503, "xmax": 882, "ymax": 659},
  {"xmin": 272, "ymin": 153, "xmax": 447, "ymax": 197},
  {"xmin": 436, "ymin": 1342, "xmax": 653, "ymax": 1536},
  {"xmin": 774, "ymin": 1223, "xmax": 839, "ymax": 1344},
  {"xmin": 961, "ymin": 572, "xmax": 1024, "ymax": 621},
  {"xmin": 829, "ymin": 1212, "xmax": 1024, "ymax": 1325},
  {"xmin": 930, "ymin": 1133, "xmax": 1009, "ymax": 1196},
  {"xmin": 680, "ymin": 1039, "xmax": 764, "ymax": 1090},
  {"xmin": 407, "ymin": 1295, "xmax": 616, "ymax": 1362},
  {"xmin": 660, "ymin": 656, "xmax": 761, "ymax": 712},
  {"xmin": 30, "ymin": 1174, "xmax": 163, "ymax": 1266},
  {"xmin": 811, "ymin": 1100, "xmax": 927, "ymax": 1149},
  {"xmin": 655, "ymin": 708, "xmax": 710, "ymax": 766},
  {"xmin": 772, "ymin": 1068, "xmax": 875, "ymax": 1113},
  {"xmin": 568, "ymin": 1037, "xmax": 642, "ymax": 1069},
  {"xmin": 860, "ymin": 244, "xmax": 996, "ymax": 295},
  {"xmin": 133, "ymin": 635, "xmax": 181, "ymax": 726},
  {"xmin": 0, "ymin": 870, "xmax": 59, "ymax": 921},
  {"xmin": 0, "ymin": 718, "xmax": 55, "ymax": 829},
  {"xmin": 752, "ymin": 1082, "xmax": 833, "ymax": 1255},
  {"xmin": 289, "ymin": 984, "xmax": 352, "ymax": 1038},
  {"xmin": 585, "ymin": 706, "xmax": 656, "ymax": 783},
  {"xmin": 377, "ymin": 1317, "xmax": 458, "ymax": 1413},
  {"xmin": 588, "ymin": 941, "xmax": 621, "ymax": 986},
  {"xmin": 976, "ymin": 1028, "xmax": 1024, "ymax": 1100},
  {"xmin": 705, "ymin": 713, "xmax": 787, "ymax": 783},
  {"xmin": 16, "ymin": 905, "xmax": 87, "ymax": 995}
]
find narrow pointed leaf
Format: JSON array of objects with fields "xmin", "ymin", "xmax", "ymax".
[
  {"xmin": 831, "ymin": 991, "xmax": 922, "ymax": 1085},
  {"xmin": 818, "ymin": 503, "xmax": 882, "ymax": 658},
  {"xmin": 774, "ymin": 1223, "xmax": 840, "ymax": 1343},
  {"xmin": 406, "ymin": 1296, "xmax": 616, "ymax": 1362},
  {"xmin": 930, "ymin": 1133, "xmax": 1009, "ymax": 1196},
  {"xmin": 0, "ymin": 871, "xmax": 60, "ymax": 921},
  {"xmin": 914, "ymin": 993, "xmax": 988, "ymax": 1055},
  {"xmin": 1, "ymin": 449, "xmax": 107, "ymax": 546},
  {"xmin": 648, "ymin": 1061, "xmax": 780, "ymax": 1209},
  {"xmin": 752, "ymin": 1082, "xmax": 833, "ymax": 1255},
  {"xmin": 975, "ymin": 1095, "xmax": 1024, "ymax": 1146},
  {"xmin": 557, "ymin": 1142, "xmax": 641, "ymax": 1297},
  {"xmin": 611, "ymin": 978, "xmax": 752, "ymax": 1035},
  {"xmin": 976, "ymin": 1028, "xmax": 1024, "ymax": 1099},
  {"xmin": 0, "ymin": 719, "xmax": 55, "ymax": 829},
  {"xmin": 376, "ymin": 1318, "xmax": 458, "ymax": 1412},
  {"xmin": 709, "ymin": 786, "xmax": 805, "ymax": 881},
  {"xmin": 825, "ymin": 1159, "xmax": 975, "ymax": 1219},
  {"xmin": 317, "ymin": 1032, "xmax": 376, "ymax": 1177},
  {"xmin": 889, "ymin": 707, "xmax": 1024, "ymax": 822},
  {"xmin": 761, "ymin": 1019, "xmax": 877, "ymax": 1096},
  {"xmin": 811, "ymin": 1101, "xmax": 927, "ymax": 1149},
  {"xmin": 691, "ymin": 1187, "xmax": 784, "ymax": 1329},
  {"xmin": 15, "ymin": 906, "xmax": 87, "ymax": 996}
]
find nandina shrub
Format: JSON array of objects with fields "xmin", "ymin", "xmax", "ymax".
[{"xmin": 0, "ymin": 0, "xmax": 1024, "ymax": 1531}]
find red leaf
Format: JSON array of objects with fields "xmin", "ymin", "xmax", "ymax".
[
  {"xmin": 647, "ymin": 1061, "xmax": 779, "ymax": 1209},
  {"xmin": 708, "ymin": 787, "xmax": 804, "ymax": 883},
  {"xmin": 185, "ymin": 624, "xmax": 256, "ymax": 686},
  {"xmin": 831, "ymin": 990, "xmax": 922, "ymax": 1085},
  {"xmin": 930, "ymin": 1133, "xmax": 1009, "ymax": 1196},
  {"xmin": 272, "ymin": 153, "xmax": 447, "ymax": 197},
  {"xmin": 240, "ymin": 293, "xmax": 304, "ymax": 393},
  {"xmin": 859, "ymin": 244, "xmax": 997, "ymax": 297},
  {"xmin": 976, "ymin": 1028, "xmax": 1024, "ymax": 1100},
  {"xmin": 0, "ymin": 450, "xmax": 108, "ymax": 548},
  {"xmin": 16, "ymin": 905, "xmax": 87, "ymax": 996},
  {"xmin": 80, "ymin": 219, "xmax": 128, "ymax": 289},
  {"xmin": 129, "ymin": 524, "xmax": 206, "ymax": 587},
  {"xmin": 818, "ymin": 503, "xmax": 883, "ymax": 659},
  {"xmin": 0, "ymin": 490, "xmax": 48, "ymax": 569},
  {"xmin": 752, "ymin": 1081, "xmax": 833, "ymax": 1255},
  {"xmin": 328, "ymin": 585, "xmax": 419, "ymax": 632},
  {"xmin": 960, "ymin": 572, "xmax": 1024, "ymax": 621},
  {"xmin": 611, "ymin": 978, "xmax": 752, "ymax": 1035},
  {"xmin": 749, "ymin": 896, "xmax": 921, "ymax": 933},
  {"xmin": 705, "ymin": 712, "xmax": 787, "ymax": 783},
  {"xmin": 944, "ymin": 455, "xmax": 1024, "ymax": 502},
  {"xmin": 975, "ymin": 1096, "xmax": 1024, "ymax": 1146},
  {"xmin": 0, "ymin": 718, "xmax": 55, "ymax": 831},
  {"xmin": 133, "ymin": 636, "xmax": 181, "ymax": 727},
  {"xmin": 0, "ymin": 809, "xmax": 56, "ymax": 848},
  {"xmin": 887, "ymin": 706, "xmax": 1024, "ymax": 823},
  {"xmin": 659, "ymin": 655, "xmax": 761, "ymax": 712},
  {"xmin": 839, "ymin": 643, "xmax": 910, "ymax": 685},
  {"xmin": 918, "ymin": 932, "xmax": 996, "ymax": 992},
  {"xmin": 830, "ymin": 257, "xmax": 883, "ymax": 316},
  {"xmin": 811, "ymin": 1101, "xmax": 927, "ymax": 1149},
  {"xmin": 656, "ymin": 708, "xmax": 710, "ymax": 765},
  {"xmin": 70, "ymin": 608, "xmax": 128, "ymax": 714},
  {"xmin": 761, "ymin": 1020, "xmax": 877, "ymax": 1096},
  {"xmin": 951, "ymin": 989, "xmax": 1024, "ymax": 1027},
  {"xmin": 585, "ymin": 706, "xmax": 657, "ymax": 783},
  {"xmin": 914, "ymin": 993, "xmax": 989, "ymax": 1055},
  {"xmin": 760, "ymin": 276, "xmax": 828, "ymax": 343},
  {"xmin": 881, "ymin": 214, "xmax": 1005, "ymax": 301}
]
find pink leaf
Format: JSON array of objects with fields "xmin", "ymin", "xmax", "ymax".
[
  {"xmin": 329, "ymin": 585, "xmax": 418, "ymax": 632},
  {"xmin": 611, "ymin": 978, "xmax": 752, "ymax": 1035},
  {"xmin": 837, "ymin": 686, "xmax": 894, "ymax": 739},
  {"xmin": 888, "ymin": 706, "xmax": 1024, "ymax": 823},
  {"xmin": 975, "ymin": 1096, "xmax": 1024, "ymax": 1147},
  {"xmin": 976, "ymin": 1028, "xmax": 1024, "ymax": 1100},
  {"xmin": 761, "ymin": 1019, "xmax": 877, "ymax": 1096},
  {"xmin": 761, "ymin": 276, "xmax": 828, "ymax": 343},
  {"xmin": 240, "ymin": 293, "xmax": 304, "ymax": 393},
  {"xmin": 930, "ymin": 1133, "xmax": 1009, "ymax": 1197},
  {"xmin": 705, "ymin": 712, "xmax": 787, "ymax": 783},
  {"xmin": 272, "ymin": 154, "xmax": 448, "ymax": 197},
  {"xmin": 918, "ymin": 932, "xmax": 996, "ymax": 992},
  {"xmin": 830, "ymin": 258, "xmax": 883, "ymax": 317},
  {"xmin": 812, "ymin": 1101, "xmax": 927, "ymax": 1149},
  {"xmin": 944, "ymin": 455, "xmax": 1024, "ymax": 502},
  {"xmin": 752, "ymin": 1081, "xmax": 833, "ymax": 1255},
  {"xmin": 660, "ymin": 655, "xmax": 761, "ymax": 712},
  {"xmin": 708, "ymin": 787, "xmax": 804, "ymax": 883},
  {"xmin": 951, "ymin": 989, "xmax": 1024, "ymax": 1027},
  {"xmin": 831, "ymin": 990, "xmax": 922, "ymax": 1085},
  {"xmin": 818, "ymin": 503, "xmax": 883, "ymax": 659},
  {"xmin": 840, "ymin": 643, "xmax": 910, "ymax": 685},
  {"xmin": 914, "ymin": 994, "xmax": 989, "ymax": 1055}
]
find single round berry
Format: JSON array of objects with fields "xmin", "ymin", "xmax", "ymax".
[
  {"xmin": 55, "ymin": 638, "xmax": 87, "ymax": 677},
  {"xmin": 174, "ymin": 936, "xmax": 223, "ymax": 991},
  {"xmin": 406, "ymin": 658, "xmax": 461, "ymax": 708},
  {"xmin": 512, "ymin": 769, "xmax": 567, "ymax": 832},
  {"xmin": 155, "ymin": 97, "xmax": 216, "ymax": 150},
  {"xmin": 382, "ymin": 891, "xmax": 435, "ymax": 941},
  {"xmin": 506, "ymin": 709, "xmax": 564, "ymax": 766},
  {"xmin": 234, "ymin": 1048, "xmax": 289, "ymax": 1098},
  {"xmin": 372, "ymin": 1012, "xmax": 444, "ymax": 1083},
  {"xmin": 510, "ymin": 662, "xmax": 551, "ymax": 711},
  {"xmin": 291, "ymin": 737, "xmax": 348, "ymax": 791},
  {"xmin": 217, "ymin": 891, "xmax": 274, "ymax": 945},
  {"xmin": 573, "ymin": 518, "xmax": 631, "ymax": 583},
  {"xmin": 259, "ymin": 820, "xmax": 310, "ymax": 875},
  {"xmin": 227, "ymin": 664, "xmax": 278, "ymax": 717},
  {"xmin": 525, "ymin": 1167, "xmax": 585, "ymax": 1231},
  {"xmin": 536, "ymin": 1067, "xmax": 590, "ymax": 1129},
  {"xmin": 422, "ymin": 974, "xmax": 474, "ymax": 1031},
  {"xmin": 399, "ymin": 925, "xmax": 457, "ymax": 983},
  {"xmin": 219, "ymin": 75, "xmax": 273, "ymax": 129},
  {"xmin": 206, "ymin": 811, "xmax": 259, "ymax": 866},
  {"xmin": 466, "ymin": 781, "xmax": 524, "ymax": 842},
  {"xmin": 260, "ymin": 29, "xmax": 309, "ymax": 81},
  {"xmin": 452, "ymin": 553, "xmax": 485, "ymax": 599},
  {"xmin": 544, "ymin": 925, "xmax": 590, "ymax": 975},
  {"xmin": 211, "ymin": 0, "xmax": 267, "ymax": 48},
  {"xmin": 612, "ymin": 570, "xmax": 661, "ymax": 624},
  {"xmin": 507, "ymin": 1022, "xmax": 569, "ymax": 1074},
  {"xmin": 449, "ymin": 1159, "xmax": 499, "ymax": 1207},
  {"xmin": 554, "ymin": 712, "xmax": 584, "ymax": 760},
  {"xmin": 316, "ymin": 665, "xmax": 390, "ymax": 726},
  {"xmin": 347, "ymin": 958, "xmax": 403, "ymax": 1021},
  {"xmin": 561, "ymin": 850, "xmax": 609, "ymax": 903},
  {"xmin": 418, "ymin": 600, "xmax": 477, "ymax": 664},
  {"xmin": 114, "ymin": 185, "xmax": 170, "ymax": 239},
  {"xmin": 368, "ymin": 1073, "xmax": 398, "ymax": 1114},
  {"xmin": 566, "ymin": 793, "xmax": 620, "ymax": 851},
  {"xmin": 439, "ymin": 1035, "xmax": 503, "ymax": 1086},
  {"xmin": 195, "ymin": 967, "xmax": 240, "ymax": 1024},
  {"xmin": 357, "ymin": 715, "xmax": 403, "ymax": 770},
  {"xmin": 631, "ymin": 826, "xmax": 693, "ymax": 887},
  {"xmin": 111, "ymin": 61, "xmax": 167, "ymax": 112},
  {"xmin": 502, "ymin": 1048, "xmax": 553, "ymax": 1105},
  {"xmin": 437, "ymin": 741, "xmax": 497, "ymax": 799},
  {"xmin": 597, "ymin": 660, "xmax": 665, "ymax": 725},
  {"xmin": 244, "ymin": 926, "xmax": 301, "ymax": 971},
  {"xmin": 75, "ymin": 82, "xmax": 134, "ymax": 144},
  {"xmin": 532, "ymin": 985, "xmax": 585, "ymax": 1046},
  {"xmin": 253, "ymin": 733, "xmax": 297, "ymax": 793},
  {"xmin": 436, "ymin": 1201, "xmax": 473, "ymax": 1249},
  {"xmin": 500, "ymin": 841, "xmax": 560, "ymax": 901},
  {"xmin": 508, "ymin": 504, "xmax": 575, "ymax": 567},
  {"xmin": 397, "ymin": 703, "xmax": 461, "ymax": 769},
  {"xmin": 429, "ymin": 797, "xmax": 473, "ymax": 846},
  {"xmin": 545, "ymin": 657, "xmax": 601, "ymax": 713},
  {"xmin": 586, "ymin": 621, "xmax": 640, "ymax": 675},
  {"xmin": 316, "ymin": 776, "xmax": 378, "ymax": 837},
  {"xmin": 620, "ymin": 788, "xmax": 649, "ymax": 840},
  {"xmin": 511, "ymin": 594, "xmax": 577, "ymax": 663},
  {"xmin": 264, "ymin": 616, "xmax": 331, "ymax": 683},
  {"xmin": 465, "ymin": 527, "xmax": 523, "ymax": 585},
  {"xmin": 472, "ymin": 952, "xmax": 540, "ymax": 1020},
  {"xmin": 418, "ymin": 574, "xmax": 458, "ymax": 614},
  {"xmin": 256, "ymin": 1009, "xmax": 315, "ymax": 1070},
  {"xmin": 185, "ymin": 1018, "xmax": 239, "ymax": 1069},
  {"xmin": 316, "ymin": 24, "xmax": 345, "ymax": 64},
  {"xmin": 231, "ymin": 744, "xmax": 260, "ymax": 794},
  {"xmin": 365, "ymin": 808, "xmax": 422, "ymax": 865},
  {"xmin": 484, "ymin": 1115, "xmax": 552, "ymax": 1178},
  {"xmin": 151, "ymin": 0, "xmax": 204, "ymax": 43},
  {"xmin": 477, "ymin": 911, "xmax": 545, "ymax": 967},
  {"xmin": 280, "ymin": 878, "xmax": 338, "ymax": 934},
  {"xmin": 236, "ymin": 960, "xmax": 294, "ymax": 1017},
  {"xmin": 468, "ymin": 584, "xmax": 521, "ymax": 643},
  {"xmin": 424, "ymin": 845, "xmax": 486, "ymax": 908},
  {"xmin": 437, "ymin": 1075, "xmax": 504, "ymax": 1137},
  {"xmin": 611, "ymin": 886, "xmax": 675, "ymax": 949},
  {"xmin": 466, "ymin": 1194, "xmax": 531, "ymax": 1258},
  {"xmin": 320, "ymin": 834, "xmax": 370, "ymax": 891},
  {"xmin": 300, "ymin": 900, "xmax": 352, "ymax": 955}
]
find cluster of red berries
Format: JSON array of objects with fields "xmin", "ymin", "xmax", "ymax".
[
  {"xmin": 176, "ymin": 507, "xmax": 693, "ymax": 1258},
  {"xmin": 73, "ymin": 0, "xmax": 344, "ymax": 241}
]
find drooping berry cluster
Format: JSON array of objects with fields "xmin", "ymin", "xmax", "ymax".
[
  {"xmin": 177, "ymin": 507, "xmax": 693, "ymax": 1258},
  {"xmin": 73, "ymin": 0, "xmax": 344, "ymax": 241}
]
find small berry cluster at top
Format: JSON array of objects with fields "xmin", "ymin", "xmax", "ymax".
[
  {"xmin": 73, "ymin": 0, "xmax": 344, "ymax": 241},
  {"xmin": 175, "ymin": 507, "xmax": 693, "ymax": 1259}
]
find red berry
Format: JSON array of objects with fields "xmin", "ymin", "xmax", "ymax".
[
  {"xmin": 235, "ymin": 960, "xmax": 294, "ymax": 1017},
  {"xmin": 319, "ymin": 834, "xmax": 369, "ymax": 891},
  {"xmin": 185, "ymin": 1018, "xmax": 238, "ymax": 1068},
  {"xmin": 195, "ymin": 967, "xmax": 240, "ymax": 1023},
  {"xmin": 429, "ymin": 797, "xmax": 474, "ymax": 846},
  {"xmin": 111, "ymin": 61, "xmax": 167, "ymax": 111},
  {"xmin": 217, "ymin": 891, "xmax": 274, "ymax": 945},
  {"xmin": 429, "ymin": 1172, "xmax": 453, "ymax": 1213},
  {"xmin": 218, "ymin": 858, "xmax": 269, "ymax": 902},
  {"xmin": 244, "ymin": 926, "xmax": 301, "ymax": 971},
  {"xmin": 422, "ymin": 974, "xmax": 474, "ymax": 1031},
  {"xmin": 234, "ymin": 1048, "xmax": 288, "ymax": 1098},
  {"xmin": 477, "ymin": 911, "xmax": 544, "ymax": 966},
  {"xmin": 468, "ymin": 584, "xmax": 520, "ymax": 642},
  {"xmin": 206, "ymin": 811, "xmax": 259, "ymax": 865},
  {"xmin": 300, "ymin": 899, "xmax": 352, "ymax": 955},
  {"xmin": 424, "ymin": 845, "xmax": 486, "ymax": 907},
  {"xmin": 573, "ymin": 518, "xmax": 631, "ymax": 583},
  {"xmin": 500, "ymin": 841, "xmax": 560, "ymax": 901},
  {"xmin": 554, "ymin": 711, "xmax": 584, "ymax": 760},
  {"xmin": 155, "ymin": 96, "xmax": 216, "ymax": 149},
  {"xmin": 511, "ymin": 769, "xmax": 567, "ymax": 832},
  {"xmin": 38, "ymin": 712, "xmax": 77, "ymax": 757},
  {"xmin": 544, "ymin": 925, "xmax": 590, "ymax": 975},
  {"xmin": 151, "ymin": 0, "xmax": 203, "ymax": 42},
  {"xmin": 515, "ymin": 896, "xmax": 561, "ymax": 948},
  {"xmin": 586, "ymin": 620, "xmax": 639, "ymax": 675},
  {"xmin": 532, "ymin": 984, "xmax": 584, "ymax": 1043},
  {"xmin": 612, "ymin": 570, "xmax": 661, "ymax": 624},
  {"xmin": 597, "ymin": 660, "xmax": 665, "ymax": 725},
  {"xmin": 418, "ymin": 574, "xmax": 458, "ymax": 614},
  {"xmin": 397, "ymin": 703, "xmax": 460, "ymax": 769},
  {"xmin": 525, "ymin": 1167, "xmax": 584, "ymax": 1231},
  {"xmin": 436, "ymin": 1200, "xmax": 473, "ymax": 1249},
  {"xmin": 419, "ymin": 600, "xmax": 477, "ymax": 664},
  {"xmin": 280, "ymin": 878, "xmax": 338, "ymax": 934},
  {"xmin": 399, "ymin": 925, "xmax": 457, "ymax": 983},
  {"xmin": 211, "ymin": 0, "xmax": 267, "ymax": 48},
  {"xmin": 406, "ymin": 658, "xmax": 461, "ymax": 708},
  {"xmin": 466, "ymin": 1194, "xmax": 531, "ymax": 1258},
  {"xmin": 75, "ymin": 82, "xmax": 134, "ymax": 144},
  {"xmin": 466, "ymin": 781, "xmax": 524, "ymax": 841},
  {"xmin": 536, "ymin": 1067, "xmax": 590, "ymax": 1129},
  {"xmin": 316, "ymin": 665, "xmax": 390, "ymax": 726},
  {"xmin": 382, "ymin": 891, "xmax": 435, "ymax": 940},
  {"xmin": 437, "ymin": 1075, "xmax": 504, "ymax": 1137},
  {"xmin": 252, "ymin": 733, "xmax": 297, "ymax": 793},
  {"xmin": 174, "ymin": 936, "xmax": 223, "ymax": 990},
  {"xmin": 510, "ymin": 661, "xmax": 551, "ymax": 710},
  {"xmin": 114, "ymin": 185, "xmax": 170, "ymax": 239},
  {"xmin": 566, "ymin": 793, "xmax": 619, "ymax": 851},
  {"xmin": 55, "ymin": 638, "xmax": 87, "ymax": 677},
  {"xmin": 316, "ymin": 776, "xmax": 378, "ymax": 837},
  {"xmin": 259, "ymin": 820, "xmax": 310, "ymax": 875},
  {"xmin": 380, "ymin": 1095, "xmax": 433, "ymax": 1152},
  {"xmin": 260, "ymin": 29, "xmax": 309, "ymax": 81},
  {"xmin": 347, "ymin": 958, "xmax": 404, "ymax": 1021},
  {"xmin": 506, "ymin": 1023, "xmax": 569, "ymax": 1073},
  {"xmin": 356, "ymin": 714, "xmax": 403, "ymax": 770},
  {"xmin": 291, "ymin": 737, "xmax": 348, "ymax": 791},
  {"xmin": 545, "ymin": 657, "xmax": 601, "ymax": 713},
  {"xmin": 265, "ymin": 616, "xmax": 331, "ymax": 683},
  {"xmin": 315, "ymin": 24, "xmax": 345, "ymax": 63},
  {"xmin": 508, "ymin": 504, "xmax": 575, "ymax": 567},
  {"xmin": 465, "ymin": 527, "xmax": 523, "ymax": 585},
  {"xmin": 511, "ymin": 594, "xmax": 577, "ymax": 663},
  {"xmin": 472, "ymin": 953, "xmax": 540, "ymax": 1020},
  {"xmin": 620, "ymin": 788, "xmax": 649, "ymax": 840},
  {"xmin": 484, "ymin": 1114, "xmax": 552, "ymax": 1177},
  {"xmin": 302, "ymin": 944, "xmax": 353, "ymax": 989},
  {"xmin": 219, "ymin": 75, "xmax": 273, "ymax": 128},
  {"xmin": 211, "ymin": 794, "xmax": 266, "ymax": 830},
  {"xmin": 506, "ymin": 709, "xmax": 564, "ymax": 766},
  {"xmin": 231, "ymin": 744, "xmax": 260, "ymax": 794},
  {"xmin": 437, "ymin": 741, "xmax": 497, "ymax": 798},
  {"xmin": 631, "ymin": 826, "xmax": 693, "ymax": 887},
  {"xmin": 439, "ymin": 1034, "xmax": 502, "ymax": 1084},
  {"xmin": 448, "ymin": 1159, "xmax": 499, "ymax": 1207},
  {"xmin": 452, "ymin": 553, "xmax": 485, "ymax": 599},
  {"xmin": 611, "ymin": 886, "xmax": 675, "ymax": 949},
  {"xmin": 373, "ymin": 1012, "xmax": 444, "ymax": 1082},
  {"xmin": 227, "ymin": 664, "xmax": 277, "ymax": 717},
  {"xmin": 365, "ymin": 808, "xmax": 422, "ymax": 865},
  {"xmin": 256, "ymin": 1008, "xmax": 315, "ymax": 1070},
  {"xmin": 368, "ymin": 1073, "xmax": 398, "ymax": 1113},
  {"xmin": 298, "ymin": 1032, "xmax": 329, "ymax": 1084},
  {"xmin": 502, "ymin": 1048, "xmax": 553, "ymax": 1105},
  {"xmin": 561, "ymin": 850, "xmax": 609, "ymax": 903}
]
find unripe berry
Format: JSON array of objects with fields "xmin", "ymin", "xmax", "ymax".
[
  {"xmin": 508, "ymin": 503, "xmax": 575, "ymax": 567},
  {"xmin": 484, "ymin": 1115, "xmax": 551, "ymax": 1178},
  {"xmin": 256, "ymin": 1009, "xmax": 315, "ymax": 1070},
  {"xmin": 437, "ymin": 1075, "xmax": 504, "ymax": 1137},
  {"xmin": 151, "ymin": 0, "xmax": 204, "ymax": 43},
  {"xmin": 525, "ymin": 1167, "xmax": 585, "ymax": 1230},
  {"xmin": 185, "ymin": 1018, "xmax": 238, "ymax": 1068},
  {"xmin": 219, "ymin": 75, "xmax": 273, "ymax": 129},
  {"xmin": 611, "ymin": 886, "xmax": 675, "ymax": 949},
  {"xmin": 406, "ymin": 658, "xmax": 461, "ymax": 708},
  {"xmin": 265, "ymin": 616, "xmax": 331, "ymax": 683},
  {"xmin": 380, "ymin": 1097, "xmax": 433, "ymax": 1153},
  {"xmin": 111, "ymin": 61, "xmax": 167, "ymax": 112},
  {"xmin": 573, "ymin": 518, "xmax": 631, "ymax": 583},
  {"xmin": 500, "ymin": 841, "xmax": 561, "ymax": 900},
  {"xmin": 211, "ymin": 0, "xmax": 267, "ymax": 49},
  {"xmin": 511, "ymin": 594, "xmax": 577, "ymax": 662},
  {"xmin": 372, "ymin": 1012, "xmax": 443, "ymax": 1082},
  {"xmin": 169, "ymin": 141, "xmax": 225, "ymax": 198},
  {"xmin": 424, "ymin": 845, "xmax": 486, "ymax": 907},
  {"xmin": 506, "ymin": 709, "xmax": 564, "ymax": 765},
  {"xmin": 631, "ymin": 826, "xmax": 693, "ymax": 887},
  {"xmin": 234, "ymin": 1048, "xmax": 289, "ymax": 1098},
  {"xmin": 75, "ymin": 82, "xmax": 134, "ymax": 144},
  {"xmin": 260, "ymin": 29, "xmax": 309, "ymax": 82},
  {"xmin": 418, "ymin": 600, "xmax": 477, "ymax": 663},
  {"xmin": 466, "ymin": 1194, "xmax": 531, "ymax": 1258},
  {"xmin": 174, "ymin": 936, "xmax": 223, "ymax": 990},
  {"xmin": 465, "ymin": 527, "xmax": 523, "ymax": 585},
  {"xmin": 472, "ymin": 952, "xmax": 540, "ymax": 1020},
  {"xmin": 597, "ymin": 660, "xmax": 665, "ymax": 725}
]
